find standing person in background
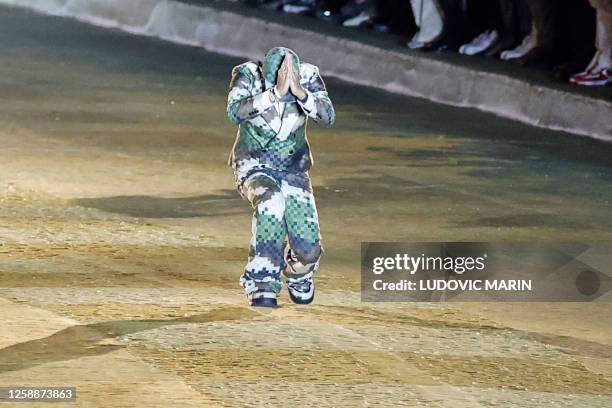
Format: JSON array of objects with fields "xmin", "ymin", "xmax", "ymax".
[
  {"xmin": 227, "ymin": 47, "xmax": 335, "ymax": 307},
  {"xmin": 571, "ymin": 0, "xmax": 612, "ymax": 85},
  {"xmin": 406, "ymin": 0, "xmax": 446, "ymax": 50},
  {"xmin": 499, "ymin": 0, "xmax": 556, "ymax": 64},
  {"xmin": 459, "ymin": 0, "xmax": 527, "ymax": 57},
  {"xmin": 552, "ymin": 0, "xmax": 596, "ymax": 81}
]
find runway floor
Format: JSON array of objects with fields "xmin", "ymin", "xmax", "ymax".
[{"xmin": 0, "ymin": 6, "xmax": 611, "ymax": 407}]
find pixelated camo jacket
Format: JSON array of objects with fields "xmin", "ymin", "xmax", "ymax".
[{"xmin": 227, "ymin": 60, "xmax": 335, "ymax": 186}]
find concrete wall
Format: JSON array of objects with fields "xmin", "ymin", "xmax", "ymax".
[{"xmin": 1, "ymin": 0, "xmax": 610, "ymax": 141}]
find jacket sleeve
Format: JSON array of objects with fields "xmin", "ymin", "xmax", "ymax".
[
  {"xmin": 227, "ymin": 64, "xmax": 275, "ymax": 125},
  {"xmin": 296, "ymin": 65, "xmax": 336, "ymax": 127}
]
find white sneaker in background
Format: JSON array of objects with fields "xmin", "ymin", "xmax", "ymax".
[
  {"xmin": 342, "ymin": 11, "xmax": 371, "ymax": 27},
  {"xmin": 460, "ymin": 30, "xmax": 499, "ymax": 56},
  {"xmin": 282, "ymin": 4, "xmax": 311, "ymax": 14},
  {"xmin": 407, "ymin": 31, "xmax": 426, "ymax": 49},
  {"xmin": 500, "ymin": 31, "xmax": 536, "ymax": 60}
]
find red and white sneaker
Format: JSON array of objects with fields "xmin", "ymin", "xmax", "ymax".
[{"xmin": 570, "ymin": 69, "xmax": 611, "ymax": 86}]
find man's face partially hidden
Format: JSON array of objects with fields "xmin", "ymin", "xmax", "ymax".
[{"xmin": 263, "ymin": 47, "xmax": 300, "ymax": 86}]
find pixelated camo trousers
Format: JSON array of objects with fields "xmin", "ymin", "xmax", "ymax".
[{"xmin": 239, "ymin": 170, "xmax": 322, "ymax": 295}]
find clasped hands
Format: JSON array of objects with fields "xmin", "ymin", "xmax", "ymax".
[{"xmin": 274, "ymin": 55, "xmax": 307, "ymax": 101}]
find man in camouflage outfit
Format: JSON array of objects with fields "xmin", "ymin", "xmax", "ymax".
[{"xmin": 227, "ymin": 46, "xmax": 335, "ymax": 307}]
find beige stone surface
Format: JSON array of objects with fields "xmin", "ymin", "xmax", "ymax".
[{"xmin": 0, "ymin": 6, "xmax": 611, "ymax": 406}]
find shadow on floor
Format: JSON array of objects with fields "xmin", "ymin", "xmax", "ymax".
[
  {"xmin": 72, "ymin": 190, "xmax": 248, "ymax": 218},
  {"xmin": 0, "ymin": 306, "xmax": 259, "ymax": 374}
]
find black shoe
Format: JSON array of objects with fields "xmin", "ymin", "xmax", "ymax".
[
  {"xmin": 250, "ymin": 296, "xmax": 278, "ymax": 308},
  {"xmin": 241, "ymin": 276, "xmax": 280, "ymax": 308}
]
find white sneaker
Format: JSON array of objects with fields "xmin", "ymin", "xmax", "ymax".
[
  {"xmin": 342, "ymin": 12, "xmax": 371, "ymax": 27},
  {"xmin": 460, "ymin": 30, "xmax": 499, "ymax": 56},
  {"xmin": 500, "ymin": 32, "xmax": 537, "ymax": 60},
  {"xmin": 247, "ymin": 291, "xmax": 278, "ymax": 307},
  {"xmin": 407, "ymin": 33, "xmax": 426, "ymax": 49},
  {"xmin": 240, "ymin": 276, "xmax": 280, "ymax": 308},
  {"xmin": 282, "ymin": 4, "xmax": 311, "ymax": 14},
  {"xmin": 286, "ymin": 271, "xmax": 315, "ymax": 304}
]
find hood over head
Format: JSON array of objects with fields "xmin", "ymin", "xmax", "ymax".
[{"xmin": 262, "ymin": 47, "xmax": 300, "ymax": 88}]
